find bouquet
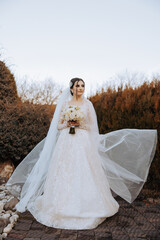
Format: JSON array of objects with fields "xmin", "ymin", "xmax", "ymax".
[{"xmin": 62, "ymin": 106, "xmax": 85, "ymax": 134}]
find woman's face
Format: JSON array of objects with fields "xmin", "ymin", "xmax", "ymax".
[{"xmin": 71, "ymin": 80, "xmax": 85, "ymax": 97}]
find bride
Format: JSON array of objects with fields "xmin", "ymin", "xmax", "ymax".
[{"xmin": 6, "ymin": 77, "xmax": 157, "ymax": 230}]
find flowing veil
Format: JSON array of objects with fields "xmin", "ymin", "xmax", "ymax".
[
  {"xmin": 6, "ymin": 86, "xmax": 158, "ymax": 212},
  {"xmin": 6, "ymin": 88, "xmax": 73, "ymax": 212},
  {"xmin": 84, "ymin": 97, "xmax": 157, "ymax": 203},
  {"xmin": 98, "ymin": 129, "xmax": 157, "ymax": 202}
]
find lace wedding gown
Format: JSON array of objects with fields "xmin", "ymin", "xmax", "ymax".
[
  {"xmin": 26, "ymin": 99, "xmax": 119, "ymax": 229},
  {"xmin": 6, "ymin": 96, "xmax": 157, "ymax": 230}
]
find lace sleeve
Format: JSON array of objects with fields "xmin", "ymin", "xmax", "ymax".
[
  {"xmin": 78, "ymin": 121, "xmax": 90, "ymax": 130},
  {"xmin": 79, "ymin": 100, "xmax": 99, "ymax": 134},
  {"xmin": 57, "ymin": 103, "xmax": 68, "ymax": 130},
  {"xmin": 78, "ymin": 101, "xmax": 91, "ymax": 131}
]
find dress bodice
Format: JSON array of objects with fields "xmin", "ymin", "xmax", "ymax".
[
  {"xmin": 64, "ymin": 99, "xmax": 89, "ymax": 122},
  {"xmin": 66, "ymin": 99, "xmax": 86, "ymax": 108}
]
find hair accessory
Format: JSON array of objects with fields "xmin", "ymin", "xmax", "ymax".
[{"xmin": 69, "ymin": 81, "xmax": 73, "ymax": 88}]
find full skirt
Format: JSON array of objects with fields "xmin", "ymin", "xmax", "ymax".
[{"xmin": 27, "ymin": 128, "xmax": 119, "ymax": 229}]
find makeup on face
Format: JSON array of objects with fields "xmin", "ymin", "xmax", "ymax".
[{"xmin": 75, "ymin": 81, "xmax": 85, "ymax": 92}]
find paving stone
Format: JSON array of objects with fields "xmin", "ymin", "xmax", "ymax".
[
  {"xmin": 77, "ymin": 235, "xmax": 95, "ymax": 240},
  {"xmin": 14, "ymin": 222, "xmax": 32, "ymax": 231},
  {"xmin": 6, "ymin": 238, "xmax": 22, "ymax": 240},
  {"xmin": 132, "ymin": 201, "xmax": 145, "ymax": 207},
  {"xmin": 133, "ymin": 215, "xmax": 149, "ymax": 223},
  {"xmin": 116, "ymin": 216, "xmax": 135, "ymax": 228},
  {"xmin": 108, "ymin": 226, "xmax": 126, "ymax": 234},
  {"xmin": 44, "ymin": 226, "xmax": 61, "ymax": 234},
  {"xmin": 117, "ymin": 210, "xmax": 132, "ymax": 217},
  {"xmin": 95, "ymin": 237, "xmax": 112, "ymax": 240},
  {"xmin": 118, "ymin": 200, "xmax": 129, "ymax": 207},
  {"xmin": 112, "ymin": 232, "xmax": 130, "ymax": 240},
  {"xmin": 23, "ymin": 238, "xmax": 41, "ymax": 240},
  {"xmin": 19, "ymin": 213, "xmax": 34, "ymax": 221},
  {"xmin": 59, "ymin": 238, "xmax": 77, "ymax": 240},
  {"xmin": 7, "ymin": 229, "xmax": 27, "ymax": 239},
  {"xmin": 129, "ymin": 238, "xmax": 147, "ymax": 240},
  {"xmin": 94, "ymin": 226, "xmax": 110, "ymax": 233},
  {"xmin": 139, "ymin": 222, "xmax": 157, "ymax": 231},
  {"xmin": 60, "ymin": 231, "xmax": 77, "ymax": 239},
  {"xmin": 104, "ymin": 218, "xmax": 119, "ymax": 227},
  {"xmin": 6, "ymin": 234, "xmax": 25, "ymax": 240},
  {"xmin": 95, "ymin": 230, "xmax": 112, "ymax": 238},
  {"xmin": 26, "ymin": 230, "xmax": 44, "ymax": 238},
  {"xmin": 18, "ymin": 219, "xmax": 33, "ymax": 224},
  {"xmin": 31, "ymin": 221, "xmax": 46, "ymax": 230},
  {"xmin": 152, "ymin": 204, "xmax": 160, "ymax": 210},
  {"xmin": 78, "ymin": 230, "xmax": 94, "ymax": 236},
  {"xmin": 123, "ymin": 208, "xmax": 140, "ymax": 217},
  {"xmin": 61, "ymin": 229, "xmax": 77, "ymax": 234},
  {"xmin": 41, "ymin": 233, "xmax": 60, "ymax": 240},
  {"xmin": 125, "ymin": 227, "xmax": 146, "ymax": 238},
  {"xmin": 7, "ymin": 229, "xmax": 27, "ymax": 235},
  {"xmin": 132, "ymin": 206, "xmax": 147, "ymax": 213},
  {"xmin": 145, "ymin": 229, "xmax": 160, "ymax": 238},
  {"xmin": 144, "ymin": 212, "xmax": 158, "ymax": 218},
  {"xmin": 19, "ymin": 212, "xmax": 33, "ymax": 217},
  {"xmin": 144, "ymin": 207, "xmax": 160, "ymax": 214}
]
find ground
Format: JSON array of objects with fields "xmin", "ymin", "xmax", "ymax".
[{"xmin": 6, "ymin": 193, "xmax": 160, "ymax": 240}]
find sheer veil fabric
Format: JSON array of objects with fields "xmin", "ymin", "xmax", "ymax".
[{"xmin": 6, "ymin": 87, "xmax": 158, "ymax": 227}]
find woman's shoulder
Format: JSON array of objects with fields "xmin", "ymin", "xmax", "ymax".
[
  {"xmin": 85, "ymin": 98, "xmax": 90, "ymax": 103},
  {"xmin": 84, "ymin": 99, "xmax": 95, "ymax": 112},
  {"xmin": 85, "ymin": 98, "xmax": 93, "ymax": 106}
]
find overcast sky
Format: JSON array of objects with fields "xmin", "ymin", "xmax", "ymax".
[{"xmin": 0, "ymin": 0, "xmax": 160, "ymax": 96}]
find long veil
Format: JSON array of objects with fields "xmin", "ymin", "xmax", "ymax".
[
  {"xmin": 6, "ymin": 87, "xmax": 158, "ymax": 212},
  {"xmin": 85, "ymin": 99, "xmax": 157, "ymax": 203},
  {"xmin": 6, "ymin": 88, "xmax": 73, "ymax": 212}
]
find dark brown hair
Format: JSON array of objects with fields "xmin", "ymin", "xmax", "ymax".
[{"xmin": 70, "ymin": 78, "xmax": 85, "ymax": 96}]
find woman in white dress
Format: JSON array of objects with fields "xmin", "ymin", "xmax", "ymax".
[{"xmin": 6, "ymin": 78, "xmax": 158, "ymax": 230}]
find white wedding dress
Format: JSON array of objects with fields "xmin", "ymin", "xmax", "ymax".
[
  {"xmin": 26, "ymin": 100, "xmax": 119, "ymax": 229},
  {"xmin": 6, "ymin": 90, "xmax": 157, "ymax": 230}
]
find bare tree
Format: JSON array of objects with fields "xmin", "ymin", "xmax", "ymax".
[
  {"xmin": 103, "ymin": 69, "xmax": 148, "ymax": 92},
  {"xmin": 16, "ymin": 75, "xmax": 63, "ymax": 105}
]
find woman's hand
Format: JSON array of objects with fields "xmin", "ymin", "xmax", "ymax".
[{"xmin": 67, "ymin": 120, "xmax": 80, "ymax": 127}]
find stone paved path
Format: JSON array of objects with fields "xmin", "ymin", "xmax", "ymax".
[{"xmin": 6, "ymin": 196, "xmax": 160, "ymax": 240}]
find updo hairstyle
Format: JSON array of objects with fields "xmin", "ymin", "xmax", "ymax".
[{"xmin": 69, "ymin": 78, "xmax": 85, "ymax": 96}]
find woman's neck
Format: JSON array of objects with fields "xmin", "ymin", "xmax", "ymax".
[{"xmin": 71, "ymin": 95, "xmax": 83, "ymax": 102}]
